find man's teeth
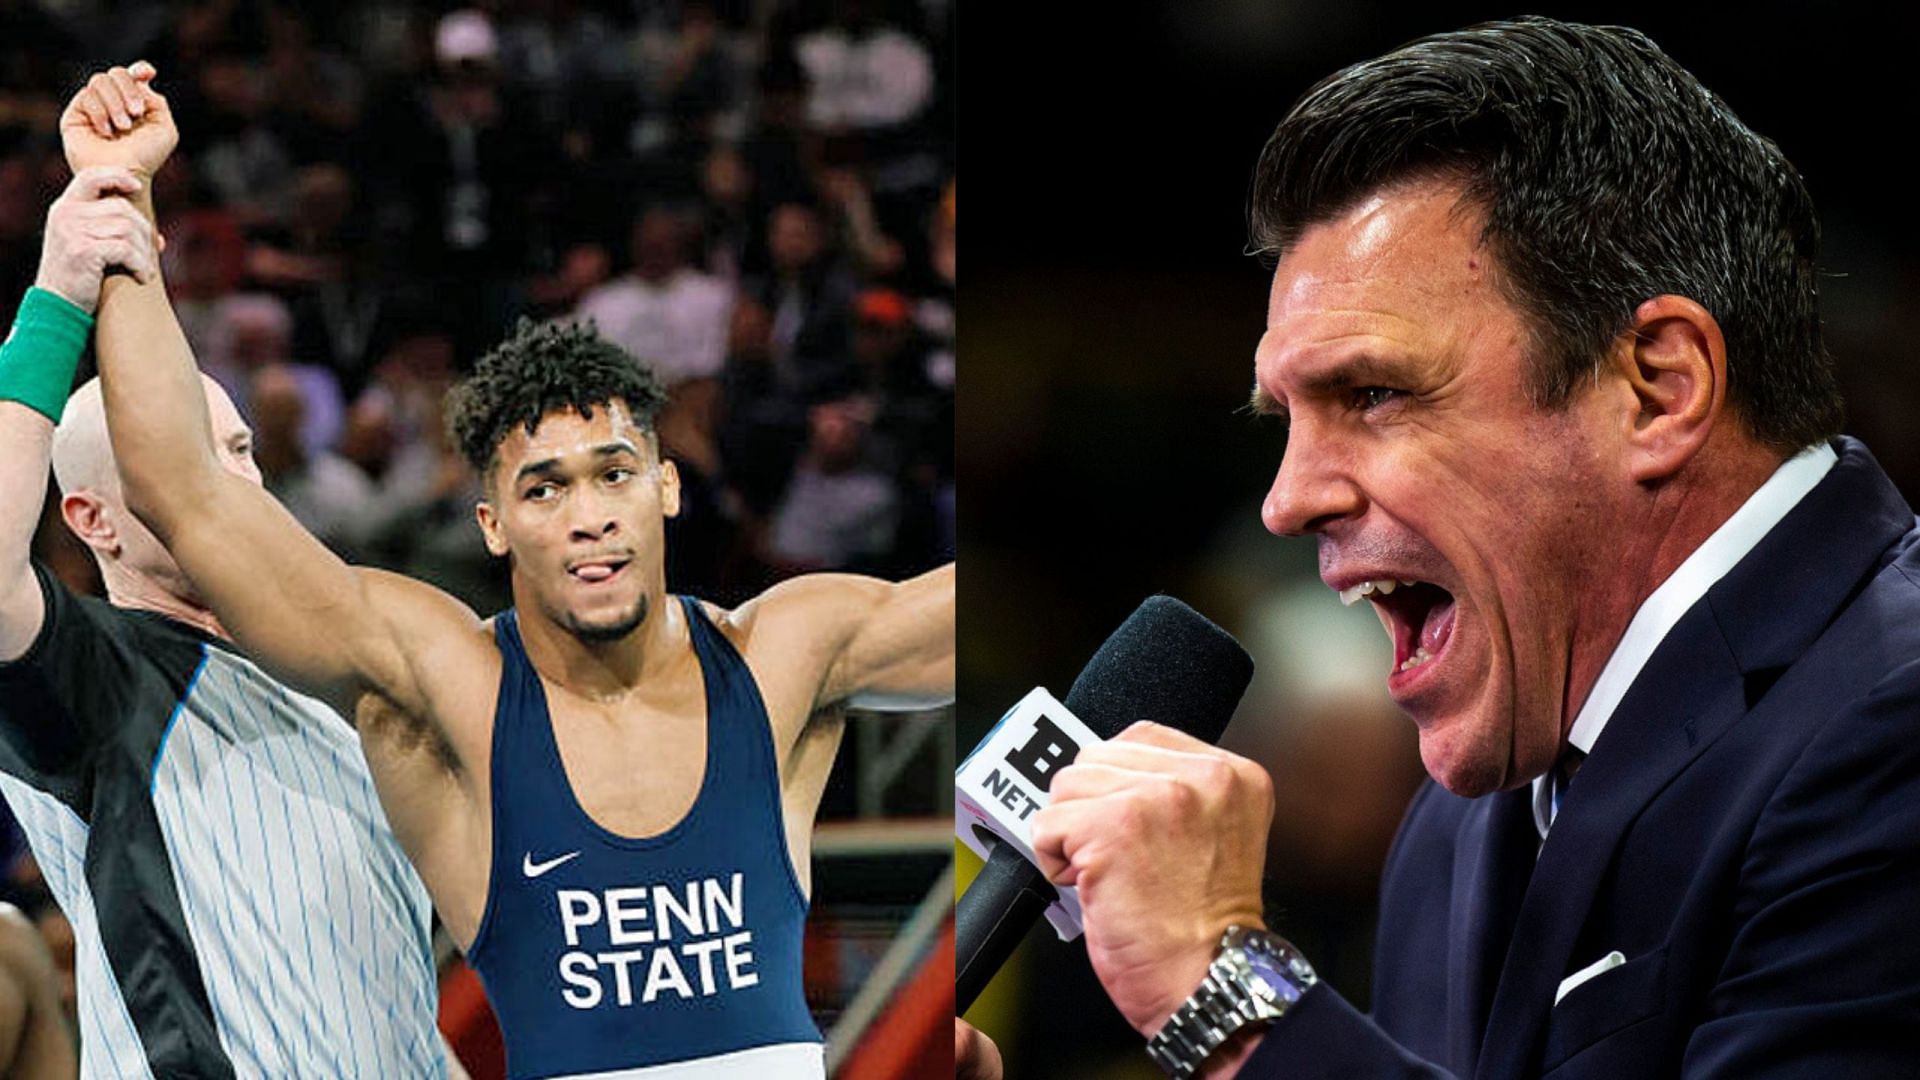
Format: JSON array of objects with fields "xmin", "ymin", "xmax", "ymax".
[
  {"xmin": 1338, "ymin": 578, "xmax": 1420, "ymax": 606},
  {"xmin": 1398, "ymin": 646, "xmax": 1435, "ymax": 672}
]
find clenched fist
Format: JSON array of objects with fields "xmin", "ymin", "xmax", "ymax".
[
  {"xmin": 1030, "ymin": 721, "xmax": 1275, "ymax": 1040},
  {"xmin": 35, "ymin": 168, "xmax": 159, "ymax": 314},
  {"xmin": 955, "ymin": 1020, "xmax": 1003, "ymax": 1080},
  {"xmin": 60, "ymin": 62, "xmax": 177, "ymax": 177}
]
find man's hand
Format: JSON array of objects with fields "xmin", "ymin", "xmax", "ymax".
[
  {"xmin": 1031, "ymin": 722, "xmax": 1274, "ymax": 1038},
  {"xmin": 60, "ymin": 62, "xmax": 176, "ymax": 177},
  {"xmin": 35, "ymin": 167, "xmax": 159, "ymax": 315},
  {"xmin": 955, "ymin": 1020, "xmax": 1003, "ymax": 1080}
]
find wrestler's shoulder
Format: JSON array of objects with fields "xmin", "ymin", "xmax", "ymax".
[
  {"xmin": 349, "ymin": 567, "xmax": 504, "ymax": 717},
  {"xmin": 695, "ymin": 573, "xmax": 885, "ymax": 647},
  {"xmin": 357, "ymin": 567, "xmax": 498, "ymax": 646}
]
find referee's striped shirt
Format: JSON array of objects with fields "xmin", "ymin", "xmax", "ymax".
[{"xmin": 0, "ymin": 563, "xmax": 444, "ymax": 1077}]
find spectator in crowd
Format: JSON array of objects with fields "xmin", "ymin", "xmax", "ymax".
[
  {"xmin": 632, "ymin": 1, "xmax": 739, "ymax": 164},
  {"xmin": 248, "ymin": 163, "xmax": 388, "ymax": 392},
  {"xmin": 189, "ymin": 49, "xmax": 298, "ymax": 227},
  {"xmin": 363, "ymin": 7, "xmax": 556, "ymax": 357},
  {"xmin": 770, "ymin": 383, "xmax": 898, "ymax": 572},
  {"xmin": 249, "ymin": 362, "xmax": 372, "ymax": 552},
  {"xmin": 755, "ymin": 199, "xmax": 860, "ymax": 381},
  {"xmin": 202, "ymin": 291, "xmax": 345, "ymax": 455},
  {"xmin": 162, "ymin": 193, "xmax": 248, "ymax": 361},
  {"xmin": 573, "ymin": 206, "xmax": 734, "ymax": 387},
  {"xmin": 261, "ymin": 4, "xmax": 367, "ymax": 165},
  {"xmin": 699, "ymin": 141, "xmax": 758, "ymax": 282},
  {"xmin": 493, "ymin": 0, "xmax": 636, "ymax": 134},
  {"xmin": 793, "ymin": 1, "xmax": 935, "ymax": 139},
  {"xmin": 916, "ymin": 179, "xmax": 955, "ymax": 388},
  {"xmin": 720, "ymin": 293, "xmax": 806, "ymax": 522}
]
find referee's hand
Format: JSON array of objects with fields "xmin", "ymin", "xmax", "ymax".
[{"xmin": 35, "ymin": 168, "xmax": 159, "ymax": 315}]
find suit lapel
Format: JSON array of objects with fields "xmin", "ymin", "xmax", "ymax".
[
  {"xmin": 1447, "ymin": 787, "xmax": 1536, "ymax": 1075},
  {"xmin": 1473, "ymin": 606, "xmax": 1745, "ymax": 1079},
  {"xmin": 1469, "ymin": 438, "xmax": 1913, "ymax": 1079}
]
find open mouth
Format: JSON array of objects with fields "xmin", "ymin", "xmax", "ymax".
[
  {"xmin": 1339, "ymin": 578, "xmax": 1458, "ymax": 679},
  {"xmin": 568, "ymin": 558, "xmax": 632, "ymax": 585}
]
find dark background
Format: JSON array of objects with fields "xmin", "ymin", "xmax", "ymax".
[{"xmin": 961, "ymin": 4, "xmax": 1920, "ymax": 1076}]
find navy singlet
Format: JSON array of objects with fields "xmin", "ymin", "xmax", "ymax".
[{"xmin": 466, "ymin": 598, "xmax": 823, "ymax": 1079}]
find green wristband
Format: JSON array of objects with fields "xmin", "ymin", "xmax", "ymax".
[{"xmin": 0, "ymin": 287, "xmax": 93, "ymax": 424}]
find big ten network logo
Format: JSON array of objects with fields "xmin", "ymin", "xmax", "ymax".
[
  {"xmin": 955, "ymin": 688, "xmax": 1103, "ymax": 938},
  {"xmin": 986, "ymin": 711, "xmax": 1077, "ymax": 821}
]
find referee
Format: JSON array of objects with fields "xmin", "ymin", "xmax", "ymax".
[{"xmin": 0, "ymin": 172, "xmax": 465, "ymax": 1073}]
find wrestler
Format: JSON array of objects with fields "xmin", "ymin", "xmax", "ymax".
[{"xmin": 69, "ymin": 63, "xmax": 954, "ymax": 1078}]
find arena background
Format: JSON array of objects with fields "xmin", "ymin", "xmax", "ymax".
[
  {"xmin": 0, "ymin": 1, "xmax": 953, "ymax": 1075},
  {"xmin": 962, "ymin": 4, "xmax": 1920, "ymax": 1076}
]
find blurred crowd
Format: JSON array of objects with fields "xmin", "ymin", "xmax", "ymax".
[
  {"xmin": 5, "ymin": 0, "xmax": 955, "ymax": 616},
  {"xmin": 0, "ymin": 0, "xmax": 952, "ymax": 1036}
]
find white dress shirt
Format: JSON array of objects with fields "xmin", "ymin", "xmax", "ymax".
[
  {"xmin": 573, "ymin": 270, "xmax": 735, "ymax": 384},
  {"xmin": 1531, "ymin": 442, "xmax": 1839, "ymax": 839}
]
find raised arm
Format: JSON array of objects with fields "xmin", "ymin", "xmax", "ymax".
[
  {"xmin": 0, "ymin": 396, "xmax": 52, "ymax": 662},
  {"xmin": 70, "ymin": 66, "xmax": 478, "ymax": 730},
  {"xmin": 829, "ymin": 561, "xmax": 955, "ymax": 709},
  {"xmin": 0, "ymin": 167, "xmax": 159, "ymax": 660},
  {"xmin": 752, "ymin": 561, "xmax": 955, "ymax": 712}
]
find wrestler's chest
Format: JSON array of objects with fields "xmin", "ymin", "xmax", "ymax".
[{"xmin": 546, "ymin": 693, "xmax": 712, "ymax": 838}]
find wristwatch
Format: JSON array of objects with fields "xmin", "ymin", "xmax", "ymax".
[{"xmin": 1145, "ymin": 925, "xmax": 1318, "ymax": 1078}]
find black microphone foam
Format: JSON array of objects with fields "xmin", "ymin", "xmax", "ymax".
[
  {"xmin": 1063, "ymin": 594, "xmax": 1254, "ymax": 745},
  {"xmin": 956, "ymin": 595, "xmax": 1255, "ymax": 1014}
]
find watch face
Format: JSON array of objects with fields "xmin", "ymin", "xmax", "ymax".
[{"xmin": 1237, "ymin": 932, "xmax": 1310, "ymax": 1007}]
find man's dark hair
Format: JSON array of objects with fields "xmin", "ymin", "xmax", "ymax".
[
  {"xmin": 445, "ymin": 319, "xmax": 669, "ymax": 480},
  {"xmin": 1249, "ymin": 17, "xmax": 1843, "ymax": 453}
]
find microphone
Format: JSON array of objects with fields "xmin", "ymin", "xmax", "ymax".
[{"xmin": 954, "ymin": 595, "xmax": 1254, "ymax": 1014}]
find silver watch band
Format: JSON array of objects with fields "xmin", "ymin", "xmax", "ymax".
[{"xmin": 1145, "ymin": 927, "xmax": 1317, "ymax": 1078}]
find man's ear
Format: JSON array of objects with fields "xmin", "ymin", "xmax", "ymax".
[
  {"xmin": 60, "ymin": 491, "xmax": 119, "ymax": 558},
  {"xmin": 1613, "ymin": 294, "xmax": 1726, "ymax": 484},
  {"xmin": 659, "ymin": 459, "xmax": 682, "ymax": 520},
  {"xmin": 474, "ymin": 499, "xmax": 510, "ymax": 557}
]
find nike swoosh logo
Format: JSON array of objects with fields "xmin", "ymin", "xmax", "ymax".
[{"xmin": 523, "ymin": 850, "xmax": 583, "ymax": 878}]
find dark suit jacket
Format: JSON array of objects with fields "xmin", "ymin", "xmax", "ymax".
[{"xmin": 1244, "ymin": 437, "xmax": 1920, "ymax": 1078}]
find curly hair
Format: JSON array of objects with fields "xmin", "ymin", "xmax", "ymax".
[{"xmin": 445, "ymin": 319, "xmax": 669, "ymax": 481}]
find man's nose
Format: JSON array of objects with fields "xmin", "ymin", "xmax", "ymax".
[
  {"xmin": 568, "ymin": 492, "xmax": 619, "ymax": 541},
  {"xmin": 1261, "ymin": 425, "xmax": 1365, "ymax": 537}
]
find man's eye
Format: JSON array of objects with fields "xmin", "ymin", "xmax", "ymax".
[
  {"xmin": 1352, "ymin": 387, "xmax": 1403, "ymax": 411},
  {"xmin": 526, "ymin": 483, "xmax": 559, "ymax": 501},
  {"xmin": 604, "ymin": 467, "xmax": 633, "ymax": 484}
]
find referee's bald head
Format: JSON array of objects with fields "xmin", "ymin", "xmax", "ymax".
[
  {"xmin": 51, "ymin": 374, "xmax": 262, "ymax": 583},
  {"xmin": 53, "ymin": 373, "xmax": 259, "ymax": 500}
]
